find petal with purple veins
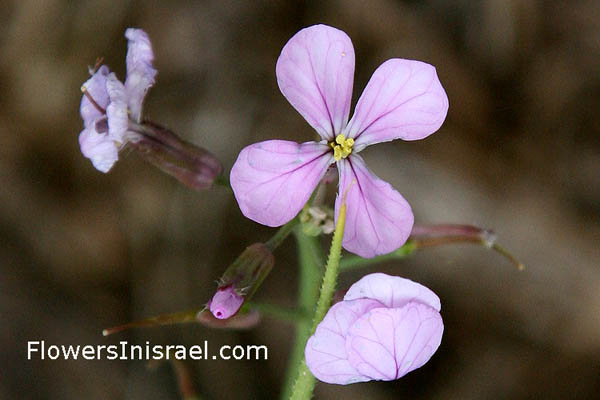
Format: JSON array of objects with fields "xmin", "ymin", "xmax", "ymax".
[
  {"xmin": 305, "ymin": 298, "xmax": 383, "ymax": 385},
  {"xmin": 335, "ymin": 155, "xmax": 413, "ymax": 258},
  {"xmin": 344, "ymin": 273, "xmax": 441, "ymax": 311},
  {"xmin": 276, "ymin": 24, "xmax": 355, "ymax": 141},
  {"xmin": 230, "ymin": 140, "xmax": 333, "ymax": 227},
  {"xmin": 345, "ymin": 59, "xmax": 448, "ymax": 147},
  {"xmin": 346, "ymin": 303, "xmax": 443, "ymax": 381}
]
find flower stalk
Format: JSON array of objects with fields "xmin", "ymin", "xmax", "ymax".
[
  {"xmin": 289, "ymin": 192, "xmax": 348, "ymax": 400},
  {"xmin": 128, "ymin": 120, "xmax": 223, "ymax": 190},
  {"xmin": 339, "ymin": 224, "xmax": 525, "ymax": 271},
  {"xmin": 410, "ymin": 224, "xmax": 524, "ymax": 270},
  {"xmin": 280, "ymin": 229, "xmax": 324, "ymax": 399}
]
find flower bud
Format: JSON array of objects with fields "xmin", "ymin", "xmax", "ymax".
[
  {"xmin": 208, "ymin": 286, "xmax": 244, "ymax": 319},
  {"xmin": 208, "ymin": 243, "xmax": 274, "ymax": 319},
  {"xmin": 299, "ymin": 206, "xmax": 335, "ymax": 236}
]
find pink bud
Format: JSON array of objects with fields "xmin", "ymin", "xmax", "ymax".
[
  {"xmin": 209, "ymin": 286, "xmax": 244, "ymax": 319},
  {"xmin": 196, "ymin": 309, "xmax": 260, "ymax": 329}
]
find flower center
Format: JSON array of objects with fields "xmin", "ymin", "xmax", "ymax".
[{"xmin": 329, "ymin": 134, "xmax": 354, "ymax": 161}]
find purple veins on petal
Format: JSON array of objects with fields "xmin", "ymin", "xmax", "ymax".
[
  {"xmin": 345, "ymin": 58, "xmax": 449, "ymax": 146},
  {"xmin": 304, "ymin": 273, "xmax": 443, "ymax": 385},
  {"xmin": 230, "ymin": 140, "xmax": 333, "ymax": 227},
  {"xmin": 346, "ymin": 304, "xmax": 443, "ymax": 380},
  {"xmin": 305, "ymin": 298, "xmax": 383, "ymax": 385},
  {"xmin": 232, "ymin": 24, "xmax": 449, "ymax": 258},
  {"xmin": 344, "ymin": 272, "xmax": 441, "ymax": 311},
  {"xmin": 276, "ymin": 24, "xmax": 355, "ymax": 141},
  {"xmin": 335, "ymin": 155, "xmax": 414, "ymax": 258}
]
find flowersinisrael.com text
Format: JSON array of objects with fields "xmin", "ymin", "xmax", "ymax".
[{"xmin": 27, "ymin": 341, "xmax": 268, "ymax": 361}]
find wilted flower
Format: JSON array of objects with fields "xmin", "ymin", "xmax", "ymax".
[
  {"xmin": 79, "ymin": 28, "xmax": 156, "ymax": 172},
  {"xmin": 78, "ymin": 28, "xmax": 223, "ymax": 189},
  {"xmin": 230, "ymin": 24, "xmax": 448, "ymax": 258},
  {"xmin": 305, "ymin": 273, "xmax": 443, "ymax": 385}
]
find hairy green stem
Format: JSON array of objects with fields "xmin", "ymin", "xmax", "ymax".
[{"xmin": 289, "ymin": 198, "xmax": 347, "ymax": 400}]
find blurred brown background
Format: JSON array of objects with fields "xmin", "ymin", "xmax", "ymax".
[{"xmin": 1, "ymin": 0, "xmax": 599, "ymax": 399}]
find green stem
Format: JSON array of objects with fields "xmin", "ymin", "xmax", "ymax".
[
  {"xmin": 491, "ymin": 242, "xmax": 525, "ymax": 271},
  {"xmin": 289, "ymin": 198, "xmax": 348, "ymax": 400},
  {"xmin": 247, "ymin": 301, "xmax": 307, "ymax": 324},
  {"xmin": 265, "ymin": 216, "xmax": 300, "ymax": 251},
  {"xmin": 213, "ymin": 173, "xmax": 231, "ymax": 188},
  {"xmin": 339, "ymin": 241, "xmax": 417, "ymax": 271},
  {"xmin": 280, "ymin": 230, "xmax": 323, "ymax": 400},
  {"xmin": 296, "ymin": 229, "xmax": 325, "ymax": 311}
]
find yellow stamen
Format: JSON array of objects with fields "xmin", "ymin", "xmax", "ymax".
[{"xmin": 330, "ymin": 134, "xmax": 354, "ymax": 161}]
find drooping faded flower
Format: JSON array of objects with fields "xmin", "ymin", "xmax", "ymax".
[
  {"xmin": 305, "ymin": 273, "xmax": 443, "ymax": 385},
  {"xmin": 78, "ymin": 29, "xmax": 223, "ymax": 188},
  {"xmin": 79, "ymin": 28, "xmax": 157, "ymax": 172},
  {"xmin": 230, "ymin": 24, "xmax": 448, "ymax": 258}
]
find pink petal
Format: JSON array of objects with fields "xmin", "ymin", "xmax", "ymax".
[
  {"xmin": 230, "ymin": 140, "xmax": 333, "ymax": 227},
  {"xmin": 305, "ymin": 298, "xmax": 383, "ymax": 385},
  {"xmin": 105, "ymin": 73, "xmax": 128, "ymax": 143},
  {"xmin": 336, "ymin": 155, "xmax": 413, "ymax": 258},
  {"xmin": 345, "ymin": 59, "xmax": 448, "ymax": 147},
  {"xmin": 124, "ymin": 28, "xmax": 157, "ymax": 122},
  {"xmin": 80, "ymin": 65, "xmax": 111, "ymax": 127},
  {"xmin": 276, "ymin": 24, "xmax": 355, "ymax": 141},
  {"xmin": 344, "ymin": 273, "xmax": 441, "ymax": 311},
  {"xmin": 346, "ymin": 303, "xmax": 443, "ymax": 381},
  {"xmin": 78, "ymin": 125, "xmax": 119, "ymax": 173}
]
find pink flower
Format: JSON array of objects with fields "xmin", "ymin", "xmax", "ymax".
[
  {"xmin": 305, "ymin": 273, "xmax": 443, "ymax": 385},
  {"xmin": 230, "ymin": 25, "xmax": 448, "ymax": 258},
  {"xmin": 79, "ymin": 28, "xmax": 157, "ymax": 172}
]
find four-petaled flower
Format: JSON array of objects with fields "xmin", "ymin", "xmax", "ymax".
[
  {"xmin": 305, "ymin": 273, "xmax": 444, "ymax": 385},
  {"xmin": 79, "ymin": 28, "xmax": 157, "ymax": 172},
  {"xmin": 230, "ymin": 24, "xmax": 448, "ymax": 258}
]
